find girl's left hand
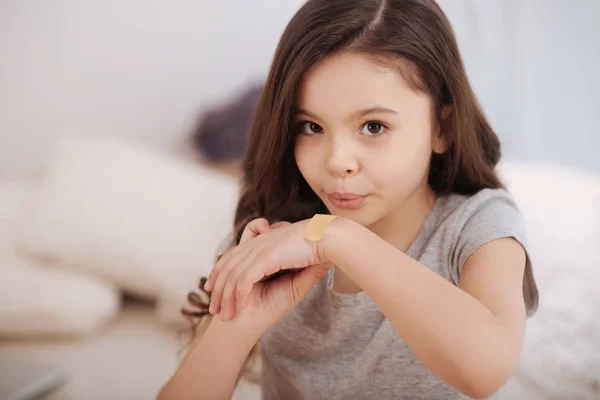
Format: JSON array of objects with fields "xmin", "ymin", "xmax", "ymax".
[{"xmin": 204, "ymin": 219, "xmax": 328, "ymax": 321}]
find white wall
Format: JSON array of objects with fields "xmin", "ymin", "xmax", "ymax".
[
  {"xmin": 442, "ymin": 0, "xmax": 600, "ymax": 173},
  {"xmin": 513, "ymin": 0, "xmax": 600, "ymax": 173},
  {"xmin": 0, "ymin": 0, "xmax": 305, "ymax": 179},
  {"xmin": 0, "ymin": 0, "xmax": 598, "ymax": 180}
]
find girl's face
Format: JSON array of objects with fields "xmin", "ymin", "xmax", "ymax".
[{"xmin": 294, "ymin": 51, "xmax": 445, "ymax": 227}]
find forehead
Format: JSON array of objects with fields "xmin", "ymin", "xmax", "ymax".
[{"xmin": 296, "ymin": 51, "xmax": 430, "ymax": 117}]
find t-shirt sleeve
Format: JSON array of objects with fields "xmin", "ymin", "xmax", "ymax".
[{"xmin": 450, "ymin": 189, "xmax": 539, "ymax": 317}]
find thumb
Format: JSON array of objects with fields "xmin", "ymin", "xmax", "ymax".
[
  {"xmin": 291, "ymin": 262, "xmax": 333, "ymax": 304},
  {"xmin": 239, "ymin": 218, "xmax": 271, "ymax": 244}
]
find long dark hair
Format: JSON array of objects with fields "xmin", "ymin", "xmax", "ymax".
[{"xmin": 182, "ymin": 0, "xmax": 504, "ymax": 382}]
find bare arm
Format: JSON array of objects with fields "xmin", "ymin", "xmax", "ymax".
[
  {"xmin": 322, "ymin": 217, "xmax": 527, "ymax": 399},
  {"xmin": 158, "ymin": 218, "xmax": 274, "ymax": 400},
  {"xmin": 157, "ymin": 317, "xmax": 261, "ymax": 400}
]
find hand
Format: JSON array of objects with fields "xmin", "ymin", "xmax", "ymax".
[{"xmin": 204, "ymin": 218, "xmax": 331, "ymax": 322}]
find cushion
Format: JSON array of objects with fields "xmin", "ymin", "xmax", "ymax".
[
  {"xmin": 16, "ymin": 136, "xmax": 239, "ymax": 308},
  {"xmin": 191, "ymin": 83, "xmax": 263, "ymax": 163},
  {"xmin": 0, "ymin": 256, "xmax": 120, "ymax": 337},
  {"xmin": 0, "ymin": 182, "xmax": 38, "ymax": 253},
  {"xmin": 156, "ymin": 233, "xmax": 233, "ymax": 329},
  {"xmin": 0, "ymin": 181, "xmax": 119, "ymax": 337}
]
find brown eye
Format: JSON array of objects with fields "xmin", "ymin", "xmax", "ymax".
[
  {"xmin": 309, "ymin": 123, "xmax": 322, "ymax": 133},
  {"xmin": 360, "ymin": 121, "xmax": 387, "ymax": 136},
  {"xmin": 298, "ymin": 121, "xmax": 323, "ymax": 135}
]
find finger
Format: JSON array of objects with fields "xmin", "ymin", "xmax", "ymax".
[
  {"xmin": 205, "ymin": 247, "xmax": 237, "ymax": 292},
  {"xmin": 204, "ymin": 254, "xmax": 226, "ymax": 293},
  {"xmin": 236, "ymin": 248, "xmax": 282, "ymax": 311},
  {"xmin": 291, "ymin": 262, "xmax": 333, "ymax": 304},
  {"xmin": 239, "ymin": 218, "xmax": 271, "ymax": 244},
  {"xmin": 235, "ymin": 267, "xmax": 259, "ymax": 314},
  {"xmin": 219, "ymin": 273, "xmax": 238, "ymax": 321},
  {"xmin": 210, "ymin": 242, "xmax": 262, "ymax": 315},
  {"xmin": 218, "ymin": 255, "xmax": 255, "ymax": 320},
  {"xmin": 208, "ymin": 257, "xmax": 236, "ymax": 315},
  {"xmin": 208, "ymin": 250, "xmax": 243, "ymax": 314},
  {"xmin": 206, "ymin": 218, "xmax": 270, "ymax": 292},
  {"xmin": 221, "ymin": 249, "xmax": 262, "ymax": 320}
]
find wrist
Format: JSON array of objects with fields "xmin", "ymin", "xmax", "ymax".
[
  {"xmin": 319, "ymin": 215, "xmax": 353, "ymax": 264},
  {"xmin": 207, "ymin": 314, "xmax": 263, "ymax": 350}
]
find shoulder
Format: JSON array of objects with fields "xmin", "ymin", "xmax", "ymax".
[
  {"xmin": 436, "ymin": 187, "xmax": 527, "ymax": 252},
  {"xmin": 421, "ymin": 188, "xmax": 527, "ymax": 269},
  {"xmin": 430, "ymin": 188, "xmax": 528, "ymax": 275},
  {"xmin": 435, "ymin": 188, "xmax": 525, "ymax": 240},
  {"xmin": 439, "ymin": 188, "xmax": 522, "ymax": 220},
  {"xmin": 435, "ymin": 188, "xmax": 538, "ymax": 316}
]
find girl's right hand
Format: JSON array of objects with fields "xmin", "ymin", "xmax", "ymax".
[{"xmin": 214, "ymin": 218, "xmax": 332, "ymax": 334}]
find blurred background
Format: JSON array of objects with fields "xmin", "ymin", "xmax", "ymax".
[{"xmin": 0, "ymin": 1, "xmax": 598, "ymax": 399}]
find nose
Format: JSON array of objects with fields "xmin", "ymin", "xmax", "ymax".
[{"xmin": 325, "ymin": 139, "xmax": 360, "ymax": 178}]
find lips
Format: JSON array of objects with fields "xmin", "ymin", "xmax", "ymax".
[
  {"xmin": 326, "ymin": 192, "xmax": 369, "ymax": 209},
  {"xmin": 329, "ymin": 192, "xmax": 364, "ymax": 200}
]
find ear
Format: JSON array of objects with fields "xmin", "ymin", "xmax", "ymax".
[{"xmin": 432, "ymin": 106, "xmax": 452, "ymax": 154}]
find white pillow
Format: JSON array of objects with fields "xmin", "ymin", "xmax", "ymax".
[
  {"xmin": 156, "ymin": 232, "xmax": 233, "ymax": 329},
  {"xmin": 16, "ymin": 136, "xmax": 240, "ymax": 306},
  {"xmin": 0, "ymin": 182, "xmax": 38, "ymax": 253},
  {"xmin": 0, "ymin": 256, "xmax": 120, "ymax": 337},
  {"xmin": 0, "ymin": 181, "xmax": 119, "ymax": 337},
  {"xmin": 498, "ymin": 162, "xmax": 600, "ymax": 399}
]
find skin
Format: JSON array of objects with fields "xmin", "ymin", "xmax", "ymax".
[
  {"xmin": 163, "ymin": 52, "xmax": 528, "ymax": 399},
  {"xmin": 293, "ymin": 51, "xmax": 445, "ymax": 292}
]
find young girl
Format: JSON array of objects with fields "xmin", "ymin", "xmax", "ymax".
[{"xmin": 159, "ymin": 0, "xmax": 539, "ymax": 399}]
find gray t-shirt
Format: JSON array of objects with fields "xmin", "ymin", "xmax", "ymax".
[{"xmin": 259, "ymin": 188, "xmax": 539, "ymax": 400}]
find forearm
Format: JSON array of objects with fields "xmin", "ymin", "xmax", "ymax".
[
  {"xmin": 323, "ymin": 218, "xmax": 517, "ymax": 397},
  {"xmin": 157, "ymin": 317, "xmax": 261, "ymax": 400}
]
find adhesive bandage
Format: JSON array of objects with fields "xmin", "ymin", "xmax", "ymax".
[{"xmin": 304, "ymin": 214, "xmax": 337, "ymax": 242}]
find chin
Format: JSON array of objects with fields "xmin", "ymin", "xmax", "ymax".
[{"xmin": 327, "ymin": 205, "xmax": 380, "ymax": 228}]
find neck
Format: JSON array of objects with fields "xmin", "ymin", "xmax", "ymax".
[
  {"xmin": 330, "ymin": 184, "xmax": 437, "ymax": 295},
  {"xmin": 367, "ymin": 185, "xmax": 436, "ymax": 252}
]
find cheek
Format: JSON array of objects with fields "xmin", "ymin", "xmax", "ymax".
[
  {"xmin": 294, "ymin": 138, "xmax": 318, "ymax": 183},
  {"xmin": 370, "ymin": 132, "xmax": 432, "ymax": 186}
]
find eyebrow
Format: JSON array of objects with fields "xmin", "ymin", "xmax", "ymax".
[{"xmin": 295, "ymin": 106, "xmax": 400, "ymax": 121}]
